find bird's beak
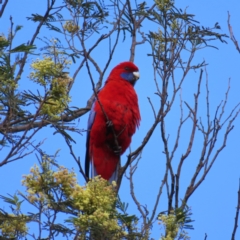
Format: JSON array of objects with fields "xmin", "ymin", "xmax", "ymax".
[{"xmin": 133, "ymin": 71, "xmax": 140, "ymax": 80}]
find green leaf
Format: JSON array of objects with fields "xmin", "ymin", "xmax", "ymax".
[
  {"xmin": 45, "ymin": 22, "xmax": 62, "ymax": 33},
  {"xmin": 0, "ymin": 194, "xmax": 18, "ymax": 206},
  {"xmin": 27, "ymin": 13, "xmax": 44, "ymax": 22},
  {"xmin": 15, "ymin": 25, "xmax": 23, "ymax": 32},
  {"xmin": 10, "ymin": 44, "xmax": 36, "ymax": 54}
]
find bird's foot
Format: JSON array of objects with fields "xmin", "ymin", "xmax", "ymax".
[
  {"xmin": 113, "ymin": 145, "xmax": 122, "ymax": 156},
  {"xmin": 106, "ymin": 120, "xmax": 114, "ymax": 135},
  {"xmin": 106, "ymin": 120, "xmax": 113, "ymax": 128}
]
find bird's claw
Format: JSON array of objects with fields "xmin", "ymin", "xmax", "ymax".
[
  {"xmin": 113, "ymin": 146, "xmax": 122, "ymax": 156},
  {"xmin": 106, "ymin": 120, "xmax": 113, "ymax": 128}
]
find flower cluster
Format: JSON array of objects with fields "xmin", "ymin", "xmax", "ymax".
[
  {"xmin": 158, "ymin": 211, "xmax": 190, "ymax": 240},
  {"xmin": 22, "ymin": 160, "xmax": 77, "ymax": 204},
  {"xmin": 21, "ymin": 161, "xmax": 124, "ymax": 238},
  {"xmin": 159, "ymin": 213, "xmax": 179, "ymax": 240},
  {"xmin": 63, "ymin": 21, "xmax": 79, "ymax": 34},
  {"xmin": 0, "ymin": 214, "xmax": 28, "ymax": 238},
  {"xmin": 29, "ymin": 57, "xmax": 59, "ymax": 85},
  {"xmin": 70, "ymin": 176, "xmax": 120, "ymax": 238},
  {"xmin": 53, "ymin": 166, "xmax": 77, "ymax": 196},
  {"xmin": 0, "ymin": 34, "xmax": 9, "ymax": 48},
  {"xmin": 29, "ymin": 55, "xmax": 72, "ymax": 119},
  {"xmin": 22, "ymin": 162, "xmax": 54, "ymax": 204},
  {"xmin": 155, "ymin": 0, "xmax": 174, "ymax": 12},
  {"xmin": 41, "ymin": 75, "xmax": 71, "ymax": 120}
]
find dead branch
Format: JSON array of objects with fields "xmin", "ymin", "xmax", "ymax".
[
  {"xmin": 118, "ymin": 108, "xmax": 162, "ymax": 187},
  {"xmin": 174, "ymin": 89, "xmax": 191, "ymax": 209},
  {"xmin": 0, "ymin": 0, "xmax": 8, "ymax": 18},
  {"xmin": 127, "ymin": 156, "xmax": 148, "ymax": 228},
  {"xmin": 65, "ymin": 139, "xmax": 88, "ymax": 182},
  {"xmin": 147, "ymin": 97, "xmax": 157, "ymax": 120},
  {"xmin": 231, "ymin": 179, "xmax": 240, "ymax": 240},
  {"xmin": 182, "ymin": 73, "xmax": 240, "ymax": 205},
  {"xmin": 228, "ymin": 12, "xmax": 240, "ymax": 53},
  {"xmin": 0, "ymin": 107, "xmax": 89, "ymax": 133},
  {"xmin": 0, "ymin": 95, "xmax": 49, "ymax": 166},
  {"xmin": 68, "ymin": 1, "xmax": 127, "ymax": 93},
  {"xmin": 16, "ymin": 0, "xmax": 58, "ymax": 80},
  {"xmin": 175, "ymin": 69, "xmax": 202, "ymax": 207}
]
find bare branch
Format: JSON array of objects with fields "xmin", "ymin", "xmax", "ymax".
[
  {"xmin": 16, "ymin": 0, "xmax": 57, "ymax": 80},
  {"xmin": 65, "ymin": 139, "xmax": 88, "ymax": 182},
  {"xmin": 0, "ymin": 107, "xmax": 89, "ymax": 133},
  {"xmin": 0, "ymin": 95, "xmax": 49, "ymax": 166},
  {"xmin": 0, "ymin": 0, "xmax": 8, "ymax": 18},
  {"xmin": 228, "ymin": 11, "xmax": 240, "ymax": 53},
  {"xmin": 231, "ymin": 179, "xmax": 240, "ymax": 240},
  {"xmin": 127, "ymin": 156, "xmax": 148, "ymax": 228},
  {"xmin": 182, "ymin": 72, "xmax": 240, "ymax": 205},
  {"xmin": 176, "ymin": 70, "xmax": 202, "ymax": 199},
  {"xmin": 147, "ymin": 97, "xmax": 157, "ymax": 119},
  {"xmin": 118, "ymin": 108, "xmax": 161, "ymax": 187}
]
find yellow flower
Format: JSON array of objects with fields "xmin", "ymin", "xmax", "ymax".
[
  {"xmin": 0, "ymin": 214, "xmax": 28, "ymax": 238},
  {"xmin": 63, "ymin": 21, "xmax": 79, "ymax": 34}
]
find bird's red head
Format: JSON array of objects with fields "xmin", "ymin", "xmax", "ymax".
[{"xmin": 108, "ymin": 61, "xmax": 140, "ymax": 86}]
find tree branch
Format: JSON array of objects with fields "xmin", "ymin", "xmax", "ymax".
[
  {"xmin": 228, "ymin": 11, "xmax": 240, "ymax": 53},
  {"xmin": 0, "ymin": 0, "xmax": 8, "ymax": 18},
  {"xmin": 231, "ymin": 179, "xmax": 240, "ymax": 240}
]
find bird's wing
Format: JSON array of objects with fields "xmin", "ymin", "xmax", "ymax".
[{"xmin": 85, "ymin": 99, "xmax": 96, "ymax": 179}]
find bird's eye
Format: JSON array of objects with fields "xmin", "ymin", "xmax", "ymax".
[{"xmin": 124, "ymin": 67, "xmax": 130, "ymax": 71}]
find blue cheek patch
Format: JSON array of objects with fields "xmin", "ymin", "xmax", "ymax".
[{"xmin": 121, "ymin": 72, "xmax": 136, "ymax": 85}]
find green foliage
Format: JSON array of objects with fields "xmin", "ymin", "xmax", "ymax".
[
  {"xmin": 69, "ymin": 177, "xmax": 122, "ymax": 239},
  {"xmin": 0, "ymin": 35, "xmax": 16, "ymax": 91},
  {"xmin": 148, "ymin": 0, "xmax": 228, "ymax": 70},
  {"xmin": 28, "ymin": 39, "xmax": 72, "ymax": 120},
  {"xmin": 0, "ymin": 212, "xmax": 28, "ymax": 238},
  {"xmin": 0, "ymin": 34, "xmax": 28, "ymax": 128},
  {"xmin": 158, "ymin": 206, "xmax": 194, "ymax": 240},
  {"xmin": 0, "ymin": 35, "xmax": 9, "ymax": 48},
  {"xmin": 0, "ymin": 194, "xmax": 28, "ymax": 238},
  {"xmin": 0, "ymin": 0, "xmax": 232, "ymax": 239},
  {"xmin": 9, "ymin": 44, "xmax": 36, "ymax": 54},
  {"xmin": 27, "ymin": 13, "xmax": 63, "ymax": 32},
  {"xmin": 0, "ymin": 154, "xmax": 144, "ymax": 239},
  {"xmin": 155, "ymin": 0, "xmax": 174, "ymax": 12},
  {"xmin": 116, "ymin": 196, "xmax": 144, "ymax": 239}
]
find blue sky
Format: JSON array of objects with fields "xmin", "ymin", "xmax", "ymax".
[{"xmin": 1, "ymin": 0, "xmax": 240, "ymax": 239}]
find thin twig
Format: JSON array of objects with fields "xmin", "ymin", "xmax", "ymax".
[
  {"xmin": 227, "ymin": 12, "xmax": 240, "ymax": 53},
  {"xmin": 16, "ymin": 0, "xmax": 57, "ymax": 80},
  {"xmin": 231, "ymin": 179, "xmax": 240, "ymax": 240},
  {"xmin": 0, "ymin": 94, "xmax": 50, "ymax": 166},
  {"xmin": 128, "ymin": 157, "xmax": 147, "ymax": 227},
  {"xmin": 0, "ymin": 107, "xmax": 89, "ymax": 133},
  {"xmin": 118, "ymin": 108, "xmax": 161, "ymax": 187},
  {"xmin": 147, "ymin": 97, "xmax": 157, "ymax": 119},
  {"xmin": 65, "ymin": 139, "xmax": 88, "ymax": 182}
]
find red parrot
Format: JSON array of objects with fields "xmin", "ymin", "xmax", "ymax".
[{"xmin": 85, "ymin": 61, "xmax": 141, "ymax": 181}]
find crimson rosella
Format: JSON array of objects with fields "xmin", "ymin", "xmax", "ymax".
[{"xmin": 85, "ymin": 61, "xmax": 141, "ymax": 181}]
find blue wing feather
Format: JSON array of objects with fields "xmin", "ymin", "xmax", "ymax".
[{"xmin": 85, "ymin": 100, "xmax": 96, "ymax": 179}]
